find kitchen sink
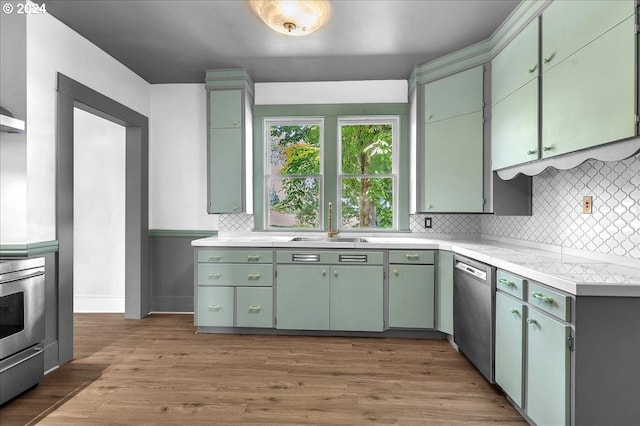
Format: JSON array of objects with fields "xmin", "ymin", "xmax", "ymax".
[{"xmin": 290, "ymin": 236, "xmax": 369, "ymax": 243}]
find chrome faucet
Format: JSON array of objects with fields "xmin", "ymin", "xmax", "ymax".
[{"xmin": 327, "ymin": 202, "xmax": 340, "ymax": 238}]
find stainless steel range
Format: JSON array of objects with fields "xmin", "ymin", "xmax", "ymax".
[{"xmin": 0, "ymin": 257, "xmax": 45, "ymax": 405}]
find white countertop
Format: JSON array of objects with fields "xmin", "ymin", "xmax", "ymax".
[{"xmin": 192, "ymin": 234, "xmax": 640, "ymax": 297}]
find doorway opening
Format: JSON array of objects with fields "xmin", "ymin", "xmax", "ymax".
[{"xmin": 56, "ymin": 73, "xmax": 149, "ymax": 363}]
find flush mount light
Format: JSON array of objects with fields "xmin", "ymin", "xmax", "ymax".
[{"xmin": 248, "ymin": 0, "xmax": 332, "ymax": 36}]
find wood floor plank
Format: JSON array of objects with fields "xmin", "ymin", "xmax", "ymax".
[{"xmin": 0, "ymin": 314, "xmax": 526, "ymax": 425}]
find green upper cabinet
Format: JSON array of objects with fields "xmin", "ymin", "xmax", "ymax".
[
  {"xmin": 421, "ymin": 66, "xmax": 484, "ymax": 213},
  {"xmin": 205, "ymin": 70, "xmax": 254, "ymax": 214},
  {"xmin": 209, "ymin": 89, "xmax": 242, "ymax": 129},
  {"xmin": 491, "ymin": 18, "xmax": 539, "ymax": 170},
  {"xmin": 541, "ymin": 1, "xmax": 636, "ymax": 158},
  {"xmin": 492, "ymin": 19, "xmax": 539, "ymax": 105},
  {"xmin": 541, "ymin": 0, "xmax": 634, "ymax": 70},
  {"xmin": 425, "ymin": 66, "xmax": 483, "ymax": 123}
]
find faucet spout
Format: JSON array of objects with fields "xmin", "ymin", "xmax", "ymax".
[{"xmin": 327, "ymin": 202, "xmax": 340, "ymax": 238}]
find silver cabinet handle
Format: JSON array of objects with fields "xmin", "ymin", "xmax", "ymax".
[
  {"xmin": 248, "ymin": 305, "xmax": 261, "ymax": 313},
  {"xmin": 532, "ymin": 291, "xmax": 554, "ymax": 304},
  {"xmin": 208, "ymin": 255, "xmax": 222, "ymax": 261},
  {"xmin": 543, "ymin": 146, "xmax": 553, "ymax": 152},
  {"xmin": 247, "ymin": 255, "xmax": 261, "ymax": 261},
  {"xmin": 527, "ymin": 150, "xmax": 537, "ymax": 155},
  {"xmin": 527, "ymin": 318, "xmax": 537, "ymax": 325},
  {"xmin": 499, "ymin": 278, "xmax": 516, "ymax": 287},
  {"xmin": 248, "ymin": 273, "xmax": 261, "ymax": 280},
  {"xmin": 208, "ymin": 273, "xmax": 222, "ymax": 279},
  {"xmin": 509, "ymin": 308, "xmax": 520, "ymax": 317},
  {"xmin": 334, "ymin": 270, "xmax": 338, "ymax": 278},
  {"xmin": 322, "ymin": 269, "xmax": 326, "ymax": 276},
  {"xmin": 393, "ymin": 269, "xmax": 399, "ymax": 276},
  {"xmin": 527, "ymin": 65, "xmax": 537, "ymax": 74},
  {"xmin": 209, "ymin": 304, "xmax": 221, "ymax": 311},
  {"xmin": 405, "ymin": 254, "xmax": 419, "ymax": 260}
]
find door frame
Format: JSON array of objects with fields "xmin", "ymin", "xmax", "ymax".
[{"xmin": 56, "ymin": 73, "xmax": 149, "ymax": 363}]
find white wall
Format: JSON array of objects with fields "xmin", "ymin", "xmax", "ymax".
[
  {"xmin": 0, "ymin": 138, "xmax": 27, "ymax": 243},
  {"xmin": 255, "ymin": 80, "xmax": 408, "ymax": 105},
  {"xmin": 24, "ymin": 10, "xmax": 150, "ymax": 243},
  {"xmin": 73, "ymin": 108, "xmax": 126, "ymax": 312},
  {"xmin": 149, "ymin": 84, "xmax": 218, "ymax": 230}
]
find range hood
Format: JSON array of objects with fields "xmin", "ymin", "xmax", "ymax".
[{"xmin": 0, "ymin": 106, "xmax": 25, "ymax": 133}]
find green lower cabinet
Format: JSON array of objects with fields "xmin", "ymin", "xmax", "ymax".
[
  {"xmin": 330, "ymin": 266, "xmax": 383, "ymax": 332},
  {"xmin": 526, "ymin": 308, "xmax": 571, "ymax": 426},
  {"xmin": 197, "ymin": 286, "xmax": 234, "ymax": 327},
  {"xmin": 236, "ymin": 287, "xmax": 273, "ymax": 328},
  {"xmin": 495, "ymin": 292, "xmax": 525, "ymax": 408},
  {"xmin": 276, "ymin": 265, "xmax": 330, "ymax": 330},
  {"xmin": 389, "ymin": 265, "xmax": 435, "ymax": 328}
]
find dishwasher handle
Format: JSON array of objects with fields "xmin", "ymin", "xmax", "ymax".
[{"xmin": 454, "ymin": 260, "xmax": 487, "ymax": 281}]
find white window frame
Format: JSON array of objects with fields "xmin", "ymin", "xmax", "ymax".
[
  {"xmin": 337, "ymin": 116, "xmax": 400, "ymax": 230},
  {"xmin": 263, "ymin": 117, "xmax": 324, "ymax": 230}
]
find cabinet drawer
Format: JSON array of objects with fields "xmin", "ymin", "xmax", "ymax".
[
  {"xmin": 528, "ymin": 282, "xmax": 571, "ymax": 322},
  {"xmin": 389, "ymin": 250, "xmax": 434, "ymax": 265},
  {"xmin": 496, "ymin": 270, "xmax": 526, "ymax": 300},
  {"xmin": 198, "ymin": 250, "xmax": 273, "ymax": 264},
  {"xmin": 236, "ymin": 287, "xmax": 273, "ymax": 328},
  {"xmin": 198, "ymin": 263, "xmax": 273, "ymax": 286},
  {"xmin": 197, "ymin": 286, "xmax": 234, "ymax": 327}
]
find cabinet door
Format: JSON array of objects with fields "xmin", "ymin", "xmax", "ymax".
[
  {"xmin": 330, "ymin": 266, "xmax": 383, "ymax": 332},
  {"xmin": 424, "ymin": 66, "xmax": 483, "ymax": 122},
  {"xmin": 491, "ymin": 79, "xmax": 539, "ymax": 170},
  {"xmin": 197, "ymin": 286, "xmax": 234, "ymax": 327},
  {"xmin": 423, "ymin": 112, "xmax": 484, "ymax": 212},
  {"xmin": 236, "ymin": 287, "xmax": 273, "ymax": 328},
  {"xmin": 526, "ymin": 309, "xmax": 571, "ymax": 426},
  {"xmin": 492, "ymin": 18, "xmax": 539, "ymax": 104},
  {"xmin": 542, "ymin": 0, "xmax": 634, "ymax": 71},
  {"xmin": 209, "ymin": 89, "xmax": 242, "ymax": 128},
  {"xmin": 276, "ymin": 265, "xmax": 330, "ymax": 330},
  {"xmin": 389, "ymin": 265, "xmax": 434, "ymax": 328},
  {"xmin": 495, "ymin": 292, "xmax": 525, "ymax": 408},
  {"xmin": 208, "ymin": 128, "xmax": 243, "ymax": 213},
  {"xmin": 542, "ymin": 16, "xmax": 636, "ymax": 158}
]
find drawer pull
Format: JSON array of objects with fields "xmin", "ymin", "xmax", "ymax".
[
  {"xmin": 532, "ymin": 291, "xmax": 554, "ymax": 304},
  {"xmin": 248, "ymin": 305, "xmax": 261, "ymax": 313},
  {"xmin": 527, "ymin": 318, "xmax": 537, "ymax": 325},
  {"xmin": 208, "ymin": 255, "xmax": 222, "ymax": 261},
  {"xmin": 247, "ymin": 273, "xmax": 261, "ymax": 280},
  {"xmin": 208, "ymin": 304, "xmax": 221, "ymax": 311},
  {"xmin": 405, "ymin": 254, "xmax": 419, "ymax": 260},
  {"xmin": 499, "ymin": 278, "xmax": 516, "ymax": 287},
  {"xmin": 393, "ymin": 269, "xmax": 399, "ymax": 276},
  {"xmin": 208, "ymin": 273, "xmax": 222, "ymax": 279},
  {"xmin": 247, "ymin": 255, "xmax": 261, "ymax": 261}
]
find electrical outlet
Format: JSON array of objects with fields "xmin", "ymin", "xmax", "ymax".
[
  {"xmin": 424, "ymin": 217, "xmax": 432, "ymax": 228},
  {"xmin": 582, "ymin": 196, "xmax": 592, "ymax": 214}
]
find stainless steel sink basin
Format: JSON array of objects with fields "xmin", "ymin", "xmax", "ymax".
[{"xmin": 290, "ymin": 236, "xmax": 368, "ymax": 243}]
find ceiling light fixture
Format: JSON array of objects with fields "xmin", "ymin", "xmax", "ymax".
[{"xmin": 248, "ymin": 0, "xmax": 332, "ymax": 36}]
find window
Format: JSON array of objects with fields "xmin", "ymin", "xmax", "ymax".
[
  {"xmin": 264, "ymin": 118, "xmax": 323, "ymax": 229},
  {"xmin": 338, "ymin": 117, "xmax": 398, "ymax": 229},
  {"xmin": 263, "ymin": 115, "xmax": 399, "ymax": 231}
]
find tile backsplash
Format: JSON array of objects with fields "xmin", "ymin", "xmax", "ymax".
[
  {"xmin": 219, "ymin": 154, "xmax": 639, "ymax": 260},
  {"xmin": 482, "ymin": 153, "xmax": 640, "ymax": 260}
]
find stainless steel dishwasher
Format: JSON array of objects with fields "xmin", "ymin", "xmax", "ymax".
[{"xmin": 453, "ymin": 254, "xmax": 495, "ymax": 383}]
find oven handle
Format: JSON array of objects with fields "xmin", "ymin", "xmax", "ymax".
[
  {"xmin": 0, "ymin": 269, "xmax": 45, "ymax": 284},
  {"xmin": 0, "ymin": 345, "xmax": 44, "ymax": 374}
]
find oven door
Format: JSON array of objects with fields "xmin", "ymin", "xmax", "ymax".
[{"xmin": 0, "ymin": 271, "xmax": 45, "ymax": 360}]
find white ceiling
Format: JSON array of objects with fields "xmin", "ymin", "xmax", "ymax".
[{"xmin": 37, "ymin": 0, "xmax": 521, "ymax": 84}]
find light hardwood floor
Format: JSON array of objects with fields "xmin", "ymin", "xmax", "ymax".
[{"xmin": 1, "ymin": 314, "xmax": 525, "ymax": 425}]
